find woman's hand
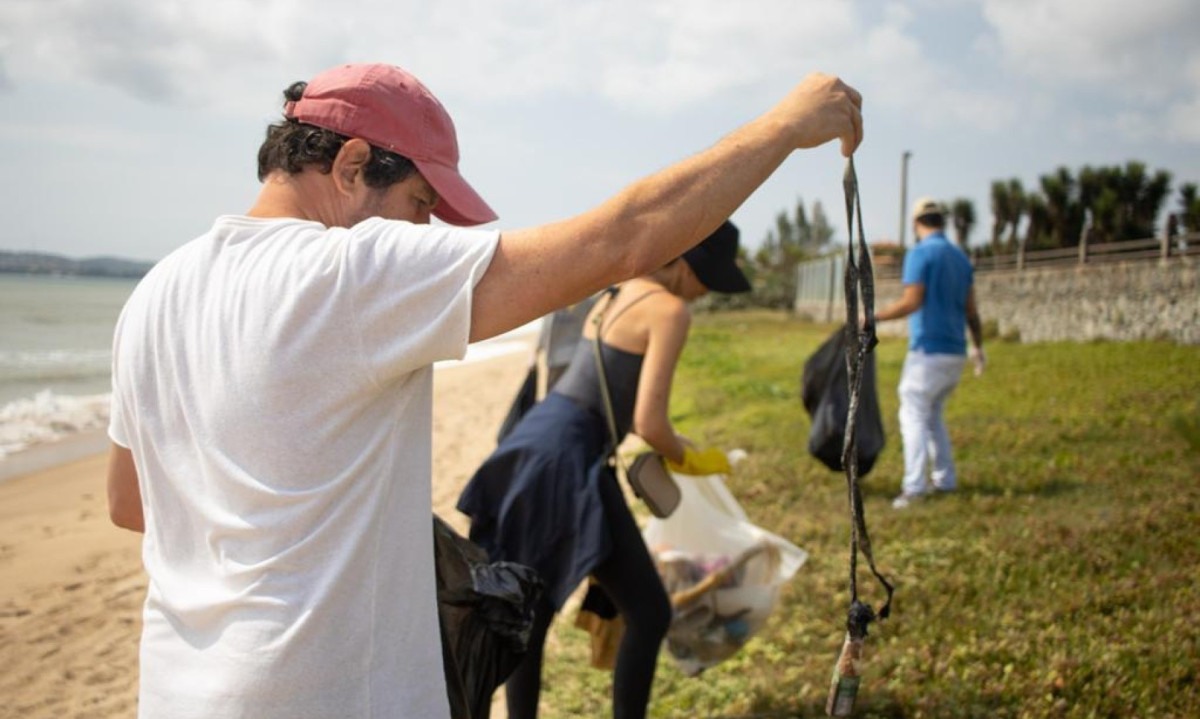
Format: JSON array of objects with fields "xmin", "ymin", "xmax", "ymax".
[{"xmin": 667, "ymin": 447, "xmax": 732, "ymax": 476}]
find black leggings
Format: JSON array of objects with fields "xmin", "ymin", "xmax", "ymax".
[{"xmin": 505, "ymin": 475, "xmax": 672, "ymax": 719}]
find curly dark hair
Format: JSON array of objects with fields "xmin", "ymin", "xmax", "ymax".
[{"xmin": 256, "ymin": 81, "xmax": 417, "ymax": 187}]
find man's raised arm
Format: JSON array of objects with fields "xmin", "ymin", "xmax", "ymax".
[{"xmin": 470, "ymin": 73, "xmax": 863, "ymax": 341}]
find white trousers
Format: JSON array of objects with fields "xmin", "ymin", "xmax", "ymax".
[{"xmin": 897, "ymin": 350, "xmax": 967, "ymax": 496}]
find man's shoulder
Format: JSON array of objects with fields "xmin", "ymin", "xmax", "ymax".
[
  {"xmin": 925, "ymin": 233, "xmax": 954, "ymax": 249},
  {"xmin": 923, "ymin": 235, "xmax": 969, "ymax": 262},
  {"xmin": 342, "ymin": 218, "xmax": 501, "ymax": 258}
]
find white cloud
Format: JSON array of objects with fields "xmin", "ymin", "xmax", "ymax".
[
  {"xmin": 0, "ymin": 0, "xmax": 1196, "ymax": 261},
  {"xmin": 1166, "ymin": 99, "xmax": 1200, "ymax": 144},
  {"xmin": 981, "ymin": 0, "xmax": 1200, "ymax": 98},
  {"xmin": 1165, "ymin": 54, "xmax": 1200, "ymax": 143},
  {"xmin": 393, "ymin": 0, "xmax": 864, "ymax": 113},
  {"xmin": 0, "ymin": 120, "xmax": 148, "ymax": 151},
  {"xmin": 849, "ymin": 11, "xmax": 1016, "ymax": 133},
  {"xmin": 978, "ymin": 0, "xmax": 1200, "ymax": 145},
  {"xmin": 0, "ymin": 0, "xmax": 864, "ymax": 115},
  {"xmin": 1, "ymin": 0, "xmax": 1195, "ymax": 136},
  {"xmin": 0, "ymin": 0, "xmax": 348, "ymax": 110}
]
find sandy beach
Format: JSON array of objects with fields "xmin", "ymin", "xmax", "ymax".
[{"xmin": 0, "ymin": 348, "xmax": 532, "ymax": 719}]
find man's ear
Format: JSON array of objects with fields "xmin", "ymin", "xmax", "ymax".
[{"xmin": 331, "ymin": 139, "xmax": 372, "ymax": 197}]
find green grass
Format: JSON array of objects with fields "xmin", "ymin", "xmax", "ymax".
[{"xmin": 535, "ymin": 310, "xmax": 1200, "ymax": 718}]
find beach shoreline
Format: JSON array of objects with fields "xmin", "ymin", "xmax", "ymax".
[
  {"xmin": 0, "ymin": 429, "xmax": 112, "ymax": 484},
  {"xmin": 0, "ymin": 347, "xmax": 533, "ymax": 718}
]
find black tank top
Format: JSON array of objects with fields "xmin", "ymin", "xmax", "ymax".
[
  {"xmin": 553, "ymin": 286, "xmax": 664, "ymax": 440},
  {"xmin": 553, "ymin": 339, "xmax": 644, "ymax": 439}
]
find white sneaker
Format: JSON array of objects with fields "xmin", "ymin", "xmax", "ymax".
[{"xmin": 892, "ymin": 493, "xmax": 925, "ymax": 509}]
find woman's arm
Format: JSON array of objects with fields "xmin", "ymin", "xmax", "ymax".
[{"xmin": 630, "ymin": 295, "xmax": 692, "ymax": 464}]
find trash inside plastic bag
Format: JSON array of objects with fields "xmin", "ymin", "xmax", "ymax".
[
  {"xmin": 434, "ymin": 515, "xmax": 543, "ymax": 719},
  {"xmin": 642, "ymin": 462, "xmax": 807, "ymax": 676}
]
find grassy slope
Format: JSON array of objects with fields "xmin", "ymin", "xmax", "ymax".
[{"xmin": 536, "ymin": 310, "xmax": 1200, "ymax": 719}]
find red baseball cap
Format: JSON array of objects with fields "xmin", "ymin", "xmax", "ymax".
[{"xmin": 284, "ymin": 63, "xmax": 497, "ymax": 226}]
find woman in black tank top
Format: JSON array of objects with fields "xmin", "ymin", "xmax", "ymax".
[{"xmin": 457, "ymin": 221, "xmax": 750, "ymax": 719}]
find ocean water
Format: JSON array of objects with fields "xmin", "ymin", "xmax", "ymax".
[
  {"xmin": 0, "ymin": 274, "xmax": 135, "ymax": 458},
  {"xmin": 0, "ymin": 273, "xmax": 537, "ymax": 461}
]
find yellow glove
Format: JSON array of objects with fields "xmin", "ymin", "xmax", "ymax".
[{"xmin": 666, "ymin": 447, "xmax": 732, "ymax": 476}]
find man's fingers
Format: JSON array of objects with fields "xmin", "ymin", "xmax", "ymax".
[
  {"xmin": 844, "ymin": 83, "xmax": 863, "ymax": 110},
  {"xmin": 841, "ymin": 103, "xmax": 863, "ymax": 157},
  {"xmin": 828, "ymin": 77, "xmax": 863, "ymax": 157}
]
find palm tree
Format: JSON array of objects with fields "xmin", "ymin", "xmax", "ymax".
[
  {"xmin": 1179, "ymin": 183, "xmax": 1200, "ymax": 234},
  {"xmin": 1006, "ymin": 178, "xmax": 1026, "ymax": 252},
  {"xmin": 990, "ymin": 180, "xmax": 1011, "ymax": 259},
  {"xmin": 1039, "ymin": 167, "xmax": 1075, "ymax": 247},
  {"xmin": 1024, "ymin": 193, "xmax": 1051, "ymax": 249},
  {"xmin": 1079, "ymin": 165, "xmax": 1120, "ymax": 243},
  {"xmin": 1093, "ymin": 187, "xmax": 1120, "ymax": 243},
  {"xmin": 1079, "ymin": 163, "xmax": 1172, "ymax": 242},
  {"xmin": 1133, "ymin": 168, "xmax": 1171, "ymax": 240},
  {"xmin": 950, "ymin": 198, "xmax": 976, "ymax": 249},
  {"xmin": 1115, "ymin": 161, "xmax": 1148, "ymax": 240}
]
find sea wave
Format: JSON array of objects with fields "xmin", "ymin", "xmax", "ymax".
[
  {"xmin": 0, "ymin": 320, "xmax": 540, "ymax": 460},
  {"xmin": 0, "ymin": 389, "xmax": 111, "ymax": 459},
  {"xmin": 0, "ymin": 348, "xmax": 111, "ymax": 382}
]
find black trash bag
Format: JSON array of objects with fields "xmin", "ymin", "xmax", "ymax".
[
  {"xmin": 801, "ymin": 325, "xmax": 886, "ymax": 476},
  {"xmin": 434, "ymin": 516, "xmax": 543, "ymax": 719}
]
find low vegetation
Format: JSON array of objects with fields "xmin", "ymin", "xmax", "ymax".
[{"xmin": 537, "ymin": 311, "xmax": 1200, "ymax": 718}]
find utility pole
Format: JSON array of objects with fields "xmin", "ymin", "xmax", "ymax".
[{"xmin": 898, "ymin": 150, "xmax": 912, "ymax": 249}]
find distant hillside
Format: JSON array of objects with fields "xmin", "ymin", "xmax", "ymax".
[{"xmin": 0, "ymin": 251, "xmax": 154, "ymax": 278}]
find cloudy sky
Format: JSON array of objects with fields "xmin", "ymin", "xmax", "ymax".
[{"xmin": 1, "ymin": 0, "xmax": 1197, "ymax": 262}]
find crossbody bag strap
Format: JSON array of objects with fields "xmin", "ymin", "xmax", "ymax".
[{"xmin": 592, "ymin": 333, "xmax": 623, "ymax": 464}]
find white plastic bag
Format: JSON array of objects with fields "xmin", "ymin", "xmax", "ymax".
[{"xmin": 643, "ymin": 457, "xmax": 807, "ymax": 676}]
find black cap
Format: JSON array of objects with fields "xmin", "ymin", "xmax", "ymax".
[{"xmin": 682, "ymin": 220, "xmax": 752, "ymax": 294}]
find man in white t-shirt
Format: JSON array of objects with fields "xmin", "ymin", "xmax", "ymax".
[{"xmin": 106, "ymin": 62, "xmax": 863, "ymax": 718}]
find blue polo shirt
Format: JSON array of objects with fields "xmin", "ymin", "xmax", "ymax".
[{"xmin": 901, "ymin": 232, "xmax": 973, "ymax": 355}]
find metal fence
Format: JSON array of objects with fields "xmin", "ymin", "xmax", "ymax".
[
  {"xmin": 794, "ymin": 230, "xmax": 1199, "ymax": 319},
  {"xmin": 869, "ymin": 230, "xmax": 1200, "ymax": 279},
  {"xmin": 970, "ymin": 230, "xmax": 1199, "ymax": 274},
  {"xmin": 794, "ymin": 253, "xmax": 846, "ymax": 323}
]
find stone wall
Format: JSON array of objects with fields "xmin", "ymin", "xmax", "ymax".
[{"xmin": 798, "ymin": 258, "xmax": 1199, "ymax": 345}]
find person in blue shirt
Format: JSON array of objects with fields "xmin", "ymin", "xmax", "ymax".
[{"xmin": 875, "ymin": 198, "xmax": 985, "ymax": 509}]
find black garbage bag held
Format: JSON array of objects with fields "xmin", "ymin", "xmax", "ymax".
[
  {"xmin": 801, "ymin": 324, "xmax": 886, "ymax": 476},
  {"xmin": 434, "ymin": 516, "xmax": 543, "ymax": 719}
]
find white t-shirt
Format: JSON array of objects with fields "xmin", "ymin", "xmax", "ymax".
[{"xmin": 109, "ymin": 215, "xmax": 499, "ymax": 719}]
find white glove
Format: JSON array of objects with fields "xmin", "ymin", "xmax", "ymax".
[{"xmin": 969, "ymin": 346, "xmax": 986, "ymax": 377}]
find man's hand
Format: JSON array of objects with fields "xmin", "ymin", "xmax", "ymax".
[
  {"xmin": 969, "ymin": 346, "xmax": 986, "ymax": 377},
  {"xmin": 772, "ymin": 73, "xmax": 864, "ymax": 157}
]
